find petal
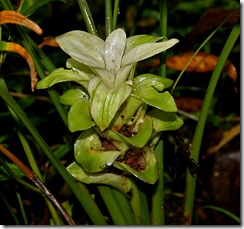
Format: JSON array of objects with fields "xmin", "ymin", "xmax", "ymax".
[
  {"xmin": 68, "ymin": 99, "xmax": 95, "ymax": 132},
  {"xmin": 147, "ymin": 109, "xmax": 184, "ymax": 132},
  {"xmin": 56, "ymin": 30, "xmax": 105, "ymax": 68},
  {"xmin": 59, "ymin": 88, "xmax": 88, "ymax": 106},
  {"xmin": 104, "ymin": 28, "xmax": 126, "ymax": 74},
  {"xmin": 36, "ymin": 68, "xmax": 92, "ymax": 89},
  {"xmin": 67, "ymin": 161, "xmax": 134, "ymax": 198},
  {"xmin": 74, "ymin": 128, "xmax": 121, "ymax": 173},
  {"xmin": 125, "ymin": 34, "xmax": 163, "ymax": 53},
  {"xmin": 132, "ymin": 75, "xmax": 177, "ymax": 112},
  {"xmin": 113, "ymin": 147, "xmax": 159, "ymax": 184},
  {"xmin": 122, "ymin": 38, "xmax": 179, "ymax": 66},
  {"xmin": 88, "ymin": 77, "xmax": 132, "ymax": 131}
]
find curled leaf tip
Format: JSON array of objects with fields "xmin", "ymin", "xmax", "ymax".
[{"xmin": 0, "ymin": 10, "xmax": 43, "ymax": 35}]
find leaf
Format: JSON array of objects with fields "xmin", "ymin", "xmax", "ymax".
[
  {"xmin": 147, "ymin": 109, "xmax": 184, "ymax": 132},
  {"xmin": 56, "ymin": 30, "xmax": 105, "ymax": 68},
  {"xmin": 74, "ymin": 128, "xmax": 121, "ymax": 173},
  {"xmin": 0, "ymin": 10, "xmax": 42, "ymax": 34},
  {"xmin": 88, "ymin": 77, "xmax": 132, "ymax": 131},
  {"xmin": 67, "ymin": 162, "xmax": 134, "ymax": 198},
  {"xmin": 207, "ymin": 123, "xmax": 240, "ymax": 155},
  {"xmin": 38, "ymin": 36, "xmax": 59, "ymax": 49},
  {"xmin": 36, "ymin": 68, "xmax": 93, "ymax": 89},
  {"xmin": 122, "ymin": 38, "xmax": 179, "ymax": 66},
  {"xmin": 0, "ymin": 41, "xmax": 37, "ymax": 91},
  {"xmin": 0, "ymin": 163, "xmax": 25, "ymax": 181},
  {"xmin": 104, "ymin": 28, "xmax": 126, "ymax": 75},
  {"xmin": 166, "ymin": 52, "xmax": 237, "ymax": 85},
  {"xmin": 132, "ymin": 75, "xmax": 177, "ymax": 112},
  {"xmin": 18, "ymin": 0, "xmax": 67, "ymax": 17},
  {"xmin": 175, "ymin": 97, "xmax": 203, "ymax": 112},
  {"xmin": 68, "ymin": 99, "xmax": 95, "ymax": 132}
]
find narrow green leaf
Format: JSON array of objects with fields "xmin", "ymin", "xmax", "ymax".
[
  {"xmin": 18, "ymin": 0, "xmax": 67, "ymax": 17},
  {"xmin": 0, "ymin": 163, "xmax": 25, "ymax": 181}
]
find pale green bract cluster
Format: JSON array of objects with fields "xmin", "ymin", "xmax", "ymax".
[{"xmin": 36, "ymin": 28, "xmax": 183, "ymax": 195}]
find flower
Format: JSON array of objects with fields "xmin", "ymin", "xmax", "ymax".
[{"xmin": 36, "ymin": 28, "xmax": 183, "ymax": 185}]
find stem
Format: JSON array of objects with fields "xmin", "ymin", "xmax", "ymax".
[
  {"xmin": 151, "ymin": 140, "xmax": 165, "ymax": 224},
  {"xmin": 16, "ymin": 191, "xmax": 28, "ymax": 224},
  {"xmin": 77, "ymin": 0, "xmax": 97, "ymax": 35},
  {"xmin": 111, "ymin": 188, "xmax": 137, "ymax": 225},
  {"xmin": 98, "ymin": 185, "xmax": 127, "ymax": 225},
  {"xmin": 105, "ymin": 0, "xmax": 113, "ymax": 36},
  {"xmin": 183, "ymin": 25, "xmax": 240, "ymax": 225},
  {"xmin": 150, "ymin": 0, "xmax": 168, "ymax": 224},
  {"xmin": 112, "ymin": 0, "xmax": 120, "ymax": 31},
  {"xmin": 159, "ymin": 0, "xmax": 167, "ymax": 78}
]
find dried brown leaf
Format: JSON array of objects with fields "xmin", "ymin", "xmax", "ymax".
[{"xmin": 0, "ymin": 10, "xmax": 42, "ymax": 35}]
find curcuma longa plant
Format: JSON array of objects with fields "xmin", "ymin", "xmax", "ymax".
[{"xmin": 36, "ymin": 28, "xmax": 183, "ymax": 208}]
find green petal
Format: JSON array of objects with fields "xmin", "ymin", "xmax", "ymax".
[
  {"xmin": 122, "ymin": 38, "xmax": 179, "ymax": 66},
  {"xmin": 74, "ymin": 128, "xmax": 121, "ymax": 173},
  {"xmin": 88, "ymin": 77, "xmax": 132, "ymax": 131},
  {"xmin": 66, "ymin": 58, "xmax": 94, "ymax": 75},
  {"xmin": 59, "ymin": 88, "xmax": 88, "ymax": 106},
  {"xmin": 68, "ymin": 99, "xmax": 95, "ymax": 132},
  {"xmin": 67, "ymin": 162, "xmax": 133, "ymax": 198},
  {"xmin": 132, "ymin": 76, "xmax": 177, "ymax": 112},
  {"xmin": 56, "ymin": 30, "xmax": 105, "ymax": 68},
  {"xmin": 112, "ymin": 116, "xmax": 153, "ymax": 148},
  {"xmin": 147, "ymin": 109, "xmax": 184, "ymax": 132},
  {"xmin": 36, "ymin": 68, "xmax": 92, "ymax": 89},
  {"xmin": 104, "ymin": 28, "xmax": 126, "ymax": 74},
  {"xmin": 114, "ymin": 148, "xmax": 159, "ymax": 184}
]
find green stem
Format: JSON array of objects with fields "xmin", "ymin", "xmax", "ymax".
[
  {"xmin": 77, "ymin": 0, "xmax": 97, "ymax": 35},
  {"xmin": 16, "ymin": 191, "xmax": 28, "ymax": 224},
  {"xmin": 112, "ymin": 0, "xmax": 120, "ymax": 31},
  {"xmin": 159, "ymin": 0, "xmax": 167, "ymax": 78},
  {"xmin": 151, "ymin": 140, "xmax": 165, "ymax": 224},
  {"xmin": 0, "ymin": 79, "xmax": 107, "ymax": 225},
  {"xmin": 98, "ymin": 185, "xmax": 127, "ymax": 225},
  {"xmin": 105, "ymin": 0, "xmax": 113, "ymax": 36},
  {"xmin": 111, "ymin": 188, "xmax": 137, "ymax": 225},
  {"xmin": 138, "ymin": 187, "xmax": 150, "ymax": 225},
  {"xmin": 183, "ymin": 25, "xmax": 240, "ymax": 225}
]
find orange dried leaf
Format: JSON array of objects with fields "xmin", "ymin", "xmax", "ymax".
[
  {"xmin": 166, "ymin": 52, "xmax": 237, "ymax": 85},
  {"xmin": 175, "ymin": 97, "xmax": 203, "ymax": 112},
  {"xmin": 38, "ymin": 36, "xmax": 59, "ymax": 49},
  {"xmin": 0, "ymin": 10, "xmax": 42, "ymax": 35},
  {"xmin": 0, "ymin": 41, "xmax": 37, "ymax": 91},
  {"xmin": 207, "ymin": 123, "xmax": 240, "ymax": 155}
]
